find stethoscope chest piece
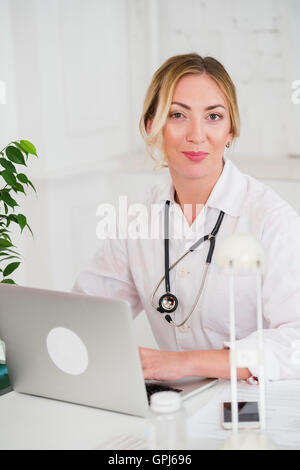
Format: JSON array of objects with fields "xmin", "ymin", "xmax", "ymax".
[{"xmin": 157, "ymin": 293, "xmax": 178, "ymax": 313}]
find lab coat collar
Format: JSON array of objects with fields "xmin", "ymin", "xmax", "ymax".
[
  {"xmin": 156, "ymin": 158, "xmax": 247, "ymax": 217},
  {"xmin": 206, "ymin": 158, "xmax": 247, "ymax": 216}
]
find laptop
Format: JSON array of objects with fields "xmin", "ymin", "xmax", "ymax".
[{"xmin": 0, "ymin": 283, "xmax": 218, "ymax": 417}]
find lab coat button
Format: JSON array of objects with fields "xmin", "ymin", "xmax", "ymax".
[{"xmin": 178, "ymin": 268, "xmax": 190, "ymax": 277}]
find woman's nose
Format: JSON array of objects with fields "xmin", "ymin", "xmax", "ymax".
[{"xmin": 186, "ymin": 118, "xmax": 206, "ymax": 143}]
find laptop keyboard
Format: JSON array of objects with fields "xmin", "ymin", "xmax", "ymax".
[{"xmin": 145, "ymin": 383, "xmax": 182, "ymax": 404}]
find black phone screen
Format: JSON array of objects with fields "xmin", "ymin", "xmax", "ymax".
[{"xmin": 223, "ymin": 401, "xmax": 259, "ymax": 423}]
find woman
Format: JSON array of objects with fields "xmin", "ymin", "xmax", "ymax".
[{"xmin": 72, "ymin": 53, "xmax": 300, "ymax": 382}]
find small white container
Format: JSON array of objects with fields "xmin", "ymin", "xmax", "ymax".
[{"xmin": 146, "ymin": 391, "xmax": 187, "ymax": 450}]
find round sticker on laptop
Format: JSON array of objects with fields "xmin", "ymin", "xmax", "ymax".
[{"xmin": 46, "ymin": 327, "xmax": 88, "ymax": 375}]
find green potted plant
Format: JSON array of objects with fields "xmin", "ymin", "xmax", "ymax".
[{"xmin": 0, "ymin": 139, "xmax": 38, "ymax": 393}]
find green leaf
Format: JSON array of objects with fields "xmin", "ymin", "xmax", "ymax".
[
  {"xmin": 0, "ymin": 250, "xmax": 10, "ymax": 256},
  {"xmin": 0, "ymin": 253, "xmax": 19, "ymax": 262},
  {"xmin": 13, "ymin": 142, "xmax": 27, "ymax": 158},
  {"xmin": 13, "ymin": 142, "xmax": 24, "ymax": 151},
  {"xmin": 17, "ymin": 173, "xmax": 29, "ymax": 184},
  {"xmin": 0, "ymin": 248, "xmax": 20, "ymax": 255},
  {"xmin": 0, "ymin": 246, "xmax": 10, "ymax": 253},
  {"xmin": 26, "ymin": 222, "xmax": 34, "ymax": 238},
  {"xmin": 1, "ymin": 278, "xmax": 16, "ymax": 284},
  {"xmin": 0, "ymin": 255, "xmax": 20, "ymax": 262},
  {"xmin": 1, "ymin": 191, "xmax": 19, "ymax": 209},
  {"xmin": 3, "ymin": 214, "xmax": 17, "ymax": 228},
  {"xmin": 0, "ymin": 238, "xmax": 13, "ymax": 248},
  {"xmin": 0, "ymin": 158, "xmax": 17, "ymax": 173},
  {"xmin": 27, "ymin": 179, "xmax": 36, "ymax": 193},
  {"xmin": 12, "ymin": 182, "xmax": 25, "ymax": 194},
  {"xmin": 0, "ymin": 232, "xmax": 12, "ymax": 241},
  {"xmin": 1, "ymin": 170, "xmax": 17, "ymax": 187},
  {"xmin": 5, "ymin": 146, "xmax": 26, "ymax": 166},
  {"xmin": 20, "ymin": 140, "xmax": 37, "ymax": 156},
  {"xmin": 6, "ymin": 214, "xmax": 18, "ymax": 222},
  {"xmin": 0, "ymin": 214, "xmax": 17, "ymax": 225},
  {"xmin": 2, "ymin": 248, "xmax": 20, "ymax": 256},
  {"xmin": 0, "ymin": 239, "xmax": 19, "ymax": 253},
  {"xmin": 3, "ymin": 261, "xmax": 20, "ymax": 277},
  {"xmin": 17, "ymin": 214, "xmax": 27, "ymax": 232}
]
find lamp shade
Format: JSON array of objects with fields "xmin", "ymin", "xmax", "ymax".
[{"xmin": 215, "ymin": 233, "xmax": 265, "ymax": 273}]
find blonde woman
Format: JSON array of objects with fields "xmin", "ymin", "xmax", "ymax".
[{"xmin": 73, "ymin": 53, "xmax": 300, "ymax": 383}]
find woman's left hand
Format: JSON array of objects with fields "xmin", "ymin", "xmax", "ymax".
[{"xmin": 139, "ymin": 346, "xmax": 192, "ymax": 381}]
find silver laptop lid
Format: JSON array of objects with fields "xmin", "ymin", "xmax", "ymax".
[{"xmin": 0, "ymin": 284, "xmax": 148, "ymax": 417}]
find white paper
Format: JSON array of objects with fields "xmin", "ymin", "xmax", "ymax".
[{"xmin": 188, "ymin": 379, "xmax": 300, "ymax": 449}]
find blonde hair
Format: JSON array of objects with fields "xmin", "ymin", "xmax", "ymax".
[{"xmin": 139, "ymin": 53, "xmax": 240, "ymax": 168}]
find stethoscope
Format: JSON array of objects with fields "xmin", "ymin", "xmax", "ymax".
[{"xmin": 151, "ymin": 200, "xmax": 225, "ymax": 332}]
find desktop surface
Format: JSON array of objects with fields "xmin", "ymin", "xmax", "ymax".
[{"xmin": 0, "ymin": 379, "xmax": 299, "ymax": 450}]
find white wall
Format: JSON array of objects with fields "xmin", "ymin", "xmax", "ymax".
[
  {"xmin": 158, "ymin": 0, "xmax": 300, "ymax": 159},
  {"xmin": 0, "ymin": 0, "xmax": 299, "ymax": 297}
]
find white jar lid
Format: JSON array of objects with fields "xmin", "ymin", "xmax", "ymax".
[{"xmin": 150, "ymin": 391, "xmax": 182, "ymax": 413}]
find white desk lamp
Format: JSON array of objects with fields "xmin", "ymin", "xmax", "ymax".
[{"xmin": 215, "ymin": 233, "xmax": 277, "ymax": 450}]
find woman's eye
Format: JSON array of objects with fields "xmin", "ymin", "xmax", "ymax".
[
  {"xmin": 170, "ymin": 112, "xmax": 222, "ymax": 121},
  {"xmin": 169, "ymin": 112, "xmax": 223, "ymax": 121},
  {"xmin": 208, "ymin": 113, "xmax": 222, "ymax": 121},
  {"xmin": 170, "ymin": 112, "xmax": 184, "ymax": 119}
]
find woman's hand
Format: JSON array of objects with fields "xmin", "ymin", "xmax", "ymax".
[
  {"xmin": 139, "ymin": 347, "xmax": 252, "ymax": 381},
  {"xmin": 139, "ymin": 346, "xmax": 192, "ymax": 381}
]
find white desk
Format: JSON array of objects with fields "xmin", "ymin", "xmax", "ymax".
[{"xmin": 0, "ymin": 379, "xmax": 299, "ymax": 450}]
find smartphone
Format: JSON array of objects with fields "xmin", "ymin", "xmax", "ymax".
[{"xmin": 222, "ymin": 401, "xmax": 260, "ymax": 430}]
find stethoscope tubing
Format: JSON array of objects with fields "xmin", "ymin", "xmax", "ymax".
[{"xmin": 151, "ymin": 202, "xmax": 225, "ymax": 327}]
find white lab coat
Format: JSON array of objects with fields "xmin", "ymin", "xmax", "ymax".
[{"xmin": 72, "ymin": 159, "xmax": 300, "ymax": 381}]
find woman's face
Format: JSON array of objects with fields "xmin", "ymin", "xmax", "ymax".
[{"xmin": 160, "ymin": 73, "xmax": 233, "ymax": 180}]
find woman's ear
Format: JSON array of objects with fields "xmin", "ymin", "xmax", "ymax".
[{"xmin": 146, "ymin": 119, "xmax": 152, "ymax": 134}]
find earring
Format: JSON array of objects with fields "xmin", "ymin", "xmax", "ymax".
[{"xmin": 226, "ymin": 142, "xmax": 231, "ymax": 148}]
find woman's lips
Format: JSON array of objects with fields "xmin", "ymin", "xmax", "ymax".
[{"xmin": 182, "ymin": 152, "xmax": 209, "ymax": 162}]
